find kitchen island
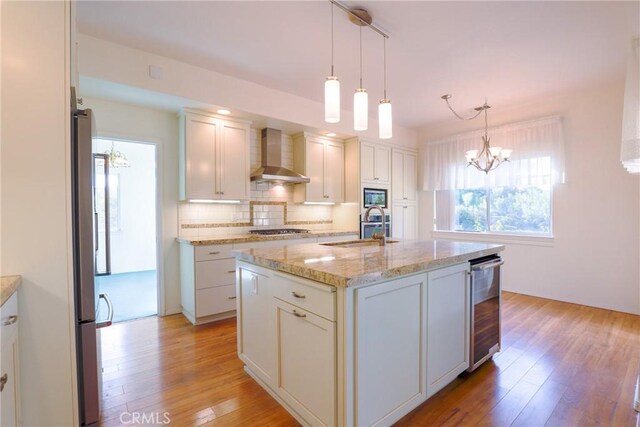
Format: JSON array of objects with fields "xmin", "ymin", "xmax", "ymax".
[{"xmin": 234, "ymin": 239, "xmax": 504, "ymax": 427}]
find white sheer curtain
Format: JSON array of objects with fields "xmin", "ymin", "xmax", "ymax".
[{"xmin": 422, "ymin": 116, "xmax": 565, "ymax": 190}]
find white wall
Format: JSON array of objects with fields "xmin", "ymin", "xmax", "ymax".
[
  {"xmin": 82, "ymin": 96, "xmax": 181, "ymax": 315},
  {"xmin": 1, "ymin": 1, "xmax": 78, "ymax": 425},
  {"xmin": 94, "ymin": 139, "xmax": 157, "ymax": 273},
  {"xmin": 77, "ymin": 34, "xmax": 418, "ymax": 150},
  {"xmin": 418, "ymin": 81, "xmax": 640, "ymax": 315}
]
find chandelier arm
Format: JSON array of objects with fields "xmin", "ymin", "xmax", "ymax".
[{"xmin": 443, "ymin": 96, "xmax": 484, "ymax": 121}]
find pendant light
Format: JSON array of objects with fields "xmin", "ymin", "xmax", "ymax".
[
  {"xmin": 354, "ymin": 25, "xmax": 368, "ymax": 131},
  {"xmin": 325, "ymin": 2, "xmax": 340, "ymax": 123},
  {"xmin": 379, "ymin": 37, "xmax": 392, "ymax": 139}
]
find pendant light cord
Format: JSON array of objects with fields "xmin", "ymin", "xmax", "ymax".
[
  {"xmin": 359, "ymin": 25, "xmax": 363, "ymax": 87},
  {"xmin": 383, "ymin": 37, "xmax": 387, "ymax": 99},
  {"xmin": 330, "ymin": 3, "xmax": 334, "ymax": 76}
]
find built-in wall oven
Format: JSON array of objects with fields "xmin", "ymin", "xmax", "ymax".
[
  {"xmin": 360, "ymin": 214, "xmax": 391, "ymax": 239},
  {"xmin": 468, "ymin": 254, "xmax": 503, "ymax": 372}
]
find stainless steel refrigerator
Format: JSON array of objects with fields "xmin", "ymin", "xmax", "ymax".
[{"xmin": 71, "ymin": 88, "xmax": 113, "ymax": 426}]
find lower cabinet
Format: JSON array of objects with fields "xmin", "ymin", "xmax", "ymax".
[
  {"xmin": 0, "ymin": 292, "xmax": 20, "ymax": 426},
  {"xmin": 426, "ymin": 262, "xmax": 471, "ymax": 397},
  {"xmin": 354, "ymin": 274, "xmax": 427, "ymax": 426},
  {"xmin": 274, "ymin": 299, "xmax": 336, "ymax": 427},
  {"xmin": 237, "ymin": 265, "xmax": 276, "ymax": 386}
]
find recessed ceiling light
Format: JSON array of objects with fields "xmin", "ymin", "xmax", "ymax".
[
  {"xmin": 217, "ymin": 109, "xmax": 231, "ymax": 115},
  {"xmin": 326, "ymin": 132, "xmax": 337, "ymax": 137}
]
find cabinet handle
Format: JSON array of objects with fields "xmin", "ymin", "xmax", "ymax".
[
  {"xmin": 374, "ymin": 177, "xmax": 379, "ymax": 180},
  {"xmin": 403, "ymin": 197, "xmax": 408, "ymax": 200},
  {"xmin": 291, "ymin": 291, "xmax": 306, "ymax": 299},
  {"xmin": 403, "ymin": 206, "xmax": 408, "ymax": 209},
  {"xmin": 0, "ymin": 374, "xmax": 7, "ymax": 392},
  {"xmin": 292, "ymin": 310, "xmax": 306, "ymax": 318},
  {"xmin": 227, "ymin": 296, "xmax": 237, "ymax": 300},
  {"xmin": 227, "ymin": 270, "xmax": 235, "ymax": 273},
  {"xmin": 252, "ymin": 276, "xmax": 258, "ymax": 295},
  {"xmin": 2, "ymin": 315, "xmax": 17, "ymax": 326},
  {"xmin": 215, "ymin": 191, "xmax": 220, "ymax": 195},
  {"xmin": 209, "ymin": 251, "xmax": 220, "ymax": 255},
  {"xmin": 221, "ymin": 191, "xmax": 224, "ymax": 195}
]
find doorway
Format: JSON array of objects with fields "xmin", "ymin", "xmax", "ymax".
[{"xmin": 93, "ymin": 138, "xmax": 158, "ymax": 323}]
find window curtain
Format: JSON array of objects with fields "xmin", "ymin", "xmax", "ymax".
[{"xmin": 422, "ymin": 116, "xmax": 565, "ymax": 191}]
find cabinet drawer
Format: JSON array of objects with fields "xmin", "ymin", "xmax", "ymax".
[
  {"xmin": 196, "ymin": 284, "xmax": 237, "ymax": 317},
  {"xmin": 272, "ymin": 274, "xmax": 335, "ymax": 321},
  {"xmin": 0, "ymin": 292, "xmax": 18, "ymax": 341},
  {"xmin": 195, "ymin": 258, "xmax": 236, "ymax": 289},
  {"xmin": 195, "ymin": 244, "xmax": 233, "ymax": 261}
]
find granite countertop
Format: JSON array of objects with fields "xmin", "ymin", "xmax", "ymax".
[
  {"xmin": 234, "ymin": 240, "xmax": 504, "ymax": 288},
  {"xmin": 176, "ymin": 229, "xmax": 359, "ymax": 246},
  {"xmin": 1, "ymin": 275, "xmax": 21, "ymax": 307}
]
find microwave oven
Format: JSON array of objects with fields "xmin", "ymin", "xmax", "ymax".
[{"xmin": 363, "ymin": 188, "xmax": 388, "ymax": 209}]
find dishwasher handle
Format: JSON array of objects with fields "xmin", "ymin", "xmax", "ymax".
[{"xmin": 471, "ymin": 258, "xmax": 504, "ymax": 271}]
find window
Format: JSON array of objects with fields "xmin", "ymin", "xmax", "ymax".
[
  {"xmin": 95, "ymin": 172, "xmax": 121, "ymax": 233},
  {"xmin": 440, "ymin": 184, "xmax": 551, "ymax": 235}
]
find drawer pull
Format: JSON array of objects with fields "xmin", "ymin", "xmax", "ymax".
[
  {"xmin": 0, "ymin": 374, "xmax": 7, "ymax": 392},
  {"xmin": 291, "ymin": 291, "xmax": 306, "ymax": 299},
  {"xmin": 227, "ymin": 270, "xmax": 235, "ymax": 274},
  {"xmin": 2, "ymin": 315, "xmax": 17, "ymax": 326},
  {"xmin": 209, "ymin": 251, "xmax": 221, "ymax": 255},
  {"xmin": 227, "ymin": 296, "xmax": 237, "ymax": 300},
  {"xmin": 292, "ymin": 310, "xmax": 306, "ymax": 318}
]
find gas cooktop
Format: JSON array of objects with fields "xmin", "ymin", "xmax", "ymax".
[{"xmin": 248, "ymin": 228, "xmax": 310, "ymax": 236}]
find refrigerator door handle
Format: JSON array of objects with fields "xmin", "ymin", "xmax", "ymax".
[{"xmin": 96, "ymin": 293, "xmax": 114, "ymax": 329}]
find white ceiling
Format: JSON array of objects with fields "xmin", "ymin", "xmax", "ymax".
[{"xmin": 77, "ymin": 1, "xmax": 639, "ymax": 130}]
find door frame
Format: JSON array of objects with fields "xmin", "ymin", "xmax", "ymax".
[{"xmin": 93, "ymin": 134, "xmax": 166, "ymax": 316}]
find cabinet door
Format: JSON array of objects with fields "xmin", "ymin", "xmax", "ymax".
[
  {"xmin": 324, "ymin": 141, "xmax": 344, "ymax": 202},
  {"xmin": 305, "ymin": 138, "xmax": 326, "ymax": 202},
  {"xmin": 392, "ymin": 203, "xmax": 404, "ymax": 239},
  {"xmin": 392, "ymin": 150, "xmax": 404, "ymax": 202},
  {"xmin": 426, "ymin": 263, "xmax": 470, "ymax": 397},
  {"xmin": 219, "ymin": 121, "xmax": 249, "ymax": 200},
  {"xmin": 275, "ymin": 300, "xmax": 335, "ymax": 427},
  {"xmin": 238, "ymin": 267, "xmax": 276, "ymax": 385},
  {"xmin": 185, "ymin": 114, "xmax": 218, "ymax": 200},
  {"xmin": 403, "ymin": 205, "xmax": 417, "ymax": 240},
  {"xmin": 0, "ymin": 334, "xmax": 18, "ymax": 426},
  {"xmin": 374, "ymin": 145, "xmax": 391, "ymax": 184},
  {"xmin": 403, "ymin": 152, "xmax": 417, "ymax": 202},
  {"xmin": 360, "ymin": 143, "xmax": 375, "ymax": 182},
  {"xmin": 354, "ymin": 274, "xmax": 427, "ymax": 426}
]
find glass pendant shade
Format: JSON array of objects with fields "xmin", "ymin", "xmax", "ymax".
[
  {"xmin": 354, "ymin": 88, "xmax": 368, "ymax": 131},
  {"xmin": 489, "ymin": 146, "xmax": 503, "ymax": 157},
  {"xmin": 325, "ymin": 76, "xmax": 340, "ymax": 123},
  {"xmin": 621, "ymin": 38, "xmax": 640, "ymax": 174},
  {"xmin": 378, "ymin": 99, "xmax": 392, "ymax": 139}
]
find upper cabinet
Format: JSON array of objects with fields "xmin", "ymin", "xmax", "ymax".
[
  {"xmin": 293, "ymin": 133, "xmax": 344, "ymax": 203},
  {"xmin": 179, "ymin": 110, "xmax": 251, "ymax": 201},
  {"xmin": 360, "ymin": 141, "xmax": 391, "ymax": 185},
  {"xmin": 392, "ymin": 149, "xmax": 417, "ymax": 203}
]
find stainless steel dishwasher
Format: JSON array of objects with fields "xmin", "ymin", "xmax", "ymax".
[{"xmin": 468, "ymin": 254, "xmax": 503, "ymax": 372}]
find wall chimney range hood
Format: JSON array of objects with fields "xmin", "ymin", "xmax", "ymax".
[{"xmin": 250, "ymin": 128, "xmax": 310, "ymax": 184}]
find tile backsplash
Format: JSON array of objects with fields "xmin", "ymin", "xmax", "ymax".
[{"xmin": 178, "ymin": 130, "xmax": 337, "ymax": 238}]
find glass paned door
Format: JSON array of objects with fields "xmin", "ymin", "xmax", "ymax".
[{"xmin": 94, "ymin": 154, "xmax": 111, "ymax": 276}]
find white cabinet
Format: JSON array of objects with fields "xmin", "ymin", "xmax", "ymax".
[
  {"xmin": 237, "ymin": 264, "xmax": 276, "ymax": 386},
  {"xmin": 354, "ymin": 273, "xmax": 427, "ymax": 427},
  {"xmin": 361, "ymin": 141, "xmax": 391, "ymax": 184},
  {"xmin": 426, "ymin": 263, "xmax": 470, "ymax": 397},
  {"xmin": 180, "ymin": 110, "xmax": 250, "ymax": 201},
  {"xmin": 180, "ymin": 241, "xmax": 264, "ymax": 324},
  {"xmin": 293, "ymin": 133, "xmax": 344, "ymax": 203},
  {"xmin": 392, "ymin": 203, "xmax": 417, "ymax": 240},
  {"xmin": 392, "ymin": 149, "xmax": 417, "ymax": 203},
  {"xmin": 274, "ymin": 299, "xmax": 336, "ymax": 427},
  {"xmin": 0, "ymin": 292, "xmax": 20, "ymax": 426}
]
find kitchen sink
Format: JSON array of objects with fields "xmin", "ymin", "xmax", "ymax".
[{"xmin": 320, "ymin": 239, "xmax": 399, "ymax": 248}]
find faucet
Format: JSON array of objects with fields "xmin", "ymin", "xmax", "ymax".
[{"xmin": 364, "ymin": 205, "xmax": 386, "ymax": 246}]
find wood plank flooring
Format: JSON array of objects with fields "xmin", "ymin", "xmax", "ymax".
[{"xmin": 98, "ymin": 292, "xmax": 640, "ymax": 426}]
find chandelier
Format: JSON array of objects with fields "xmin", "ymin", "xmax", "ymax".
[
  {"xmin": 104, "ymin": 142, "xmax": 130, "ymax": 168},
  {"xmin": 441, "ymin": 94, "xmax": 512, "ymax": 174}
]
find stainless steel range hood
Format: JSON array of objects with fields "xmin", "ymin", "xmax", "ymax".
[{"xmin": 250, "ymin": 128, "xmax": 310, "ymax": 184}]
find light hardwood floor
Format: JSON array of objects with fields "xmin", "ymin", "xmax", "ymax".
[{"xmin": 99, "ymin": 292, "xmax": 640, "ymax": 426}]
